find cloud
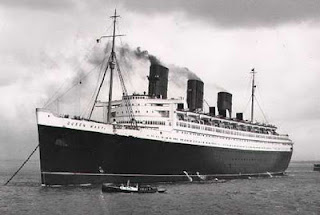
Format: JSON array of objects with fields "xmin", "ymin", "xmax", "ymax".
[
  {"xmin": 0, "ymin": 0, "xmax": 320, "ymax": 162},
  {"xmin": 0, "ymin": 0, "xmax": 75, "ymax": 11},
  {"xmin": 118, "ymin": 0, "xmax": 320, "ymax": 27},
  {"xmin": 4, "ymin": 0, "xmax": 320, "ymax": 27},
  {"xmin": 2, "ymin": 0, "xmax": 320, "ymax": 27}
]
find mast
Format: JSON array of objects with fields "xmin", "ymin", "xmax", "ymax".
[
  {"xmin": 107, "ymin": 9, "xmax": 119, "ymax": 123},
  {"xmin": 250, "ymin": 68, "xmax": 256, "ymax": 122},
  {"xmin": 90, "ymin": 10, "xmax": 125, "ymax": 122}
]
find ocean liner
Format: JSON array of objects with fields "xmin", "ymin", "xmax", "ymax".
[{"xmin": 36, "ymin": 11, "xmax": 293, "ymax": 186}]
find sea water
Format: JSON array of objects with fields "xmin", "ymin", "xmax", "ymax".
[{"xmin": 0, "ymin": 160, "xmax": 319, "ymax": 215}]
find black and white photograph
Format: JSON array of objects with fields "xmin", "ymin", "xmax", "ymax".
[{"xmin": 0, "ymin": 0, "xmax": 320, "ymax": 214}]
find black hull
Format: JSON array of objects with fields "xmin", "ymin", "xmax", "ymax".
[{"xmin": 38, "ymin": 125, "xmax": 292, "ymax": 185}]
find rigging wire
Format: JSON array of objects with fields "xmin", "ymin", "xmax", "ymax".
[
  {"xmin": 242, "ymin": 96, "xmax": 252, "ymax": 115},
  {"xmin": 86, "ymin": 12, "xmax": 133, "ymax": 122},
  {"xmin": 45, "ymin": 62, "xmax": 102, "ymax": 109},
  {"xmin": 82, "ymin": 20, "xmax": 117, "ymax": 119},
  {"xmin": 116, "ymin": 22, "xmax": 134, "ymax": 91},
  {"xmin": 43, "ymin": 20, "xmax": 114, "ymax": 109},
  {"xmin": 88, "ymin": 55, "xmax": 112, "ymax": 119},
  {"xmin": 104, "ymin": 22, "xmax": 114, "ymax": 37},
  {"xmin": 45, "ymin": 11, "xmax": 137, "ymax": 124},
  {"xmin": 115, "ymin": 54, "xmax": 137, "ymax": 127},
  {"xmin": 255, "ymin": 96, "xmax": 269, "ymax": 123},
  {"xmin": 113, "ymin": 20, "xmax": 136, "ymax": 126},
  {"xmin": 44, "ymin": 80, "xmax": 68, "ymax": 108},
  {"xmin": 241, "ymin": 74, "xmax": 255, "ymax": 114},
  {"xmin": 203, "ymin": 99, "xmax": 210, "ymax": 108},
  {"xmin": 81, "ymin": 54, "xmax": 110, "ymax": 118},
  {"xmin": 43, "ymin": 41, "xmax": 99, "ymax": 108},
  {"xmin": 255, "ymin": 86, "xmax": 270, "ymax": 123}
]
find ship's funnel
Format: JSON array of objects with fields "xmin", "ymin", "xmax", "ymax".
[
  {"xmin": 209, "ymin": 107, "xmax": 216, "ymax": 116},
  {"xmin": 148, "ymin": 64, "xmax": 169, "ymax": 99},
  {"xmin": 236, "ymin": 113, "xmax": 243, "ymax": 121},
  {"xmin": 217, "ymin": 92, "xmax": 232, "ymax": 117},
  {"xmin": 187, "ymin": 79, "xmax": 204, "ymax": 112}
]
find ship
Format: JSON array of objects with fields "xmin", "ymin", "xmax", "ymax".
[{"xmin": 36, "ymin": 10, "xmax": 293, "ymax": 186}]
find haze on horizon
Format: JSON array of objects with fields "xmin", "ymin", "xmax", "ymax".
[{"xmin": 0, "ymin": 0, "xmax": 320, "ymax": 161}]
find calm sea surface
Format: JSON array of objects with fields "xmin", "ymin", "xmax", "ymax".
[{"xmin": 0, "ymin": 160, "xmax": 319, "ymax": 215}]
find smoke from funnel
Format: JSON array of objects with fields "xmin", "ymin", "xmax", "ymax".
[
  {"xmin": 134, "ymin": 47, "xmax": 148, "ymax": 58},
  {"xmin": 183, "ymin": 67, "xmax": 201, "ymax": 80},
  {"xmin": 168, "ymin": 66, "xmax": 201, "ymax": 90},
  {"xmin": 132, "ymin": 47, "xmax": 162, "ymax": 65},
  {"xmin": 149, "ymin": 55, "xmax": 162, "ymax": 65},
  {"xmin": 87, "ymin": 43, "xmax": 203, "ymax": 100}
]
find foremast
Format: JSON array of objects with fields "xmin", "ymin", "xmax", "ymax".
[
  {"xmin": 89, "ymin": 10, "xmax": 122, "ymax": 122},
  {"xmin": 107, "ymin": 10, "xmax": 119, "ymax": 123},
  {"xmin": 92, "ymin": 10, "xmax": 137, "ymax": 127}
]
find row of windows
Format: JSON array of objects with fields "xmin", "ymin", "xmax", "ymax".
[
  {"xmin": 120, "ymin": 103, "xmax": 146, "ymax": 107},
  {"xmin": 152, "ymin": 131, "xmax": 283, "ymax": 149},
  {"xmin": 176, "ymin": 122, "xmax": 288, "ymax": 141},
  {"xmin": 115, "ymin": 110, "xmax": 154, "ymax": 115},
  {"xmin": 175, "ymin": 137, "xmax": 284, "ymax": 150},
  {"xmin": 130, "ymin": 96, "xmax": 147, "ymax": 99},
  {"xmin": 118, "ymin": 120, "xmax": 165, "ymax": 125},
  {"xmin": 177, "ymin": 113, "xmax": 275, "ymax": 132},
  {"xmin": 173, "ymin": 130, "xmax": 289, "ymax": 149}
]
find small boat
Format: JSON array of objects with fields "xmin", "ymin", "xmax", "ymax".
[
  {"xmin": 102, "ymin": 180, "xmax": 166, "ymax": 193},
  {"xmin": 101, "ymin": 183, "xmax": 124, "ymax": 193},
  {"xmin": 313, "ymin": 164, "xmax": 320, "ymax": 171},
  {"xmin": 136, "ymin": 185, "xmax": 158, "ymax": 193}
]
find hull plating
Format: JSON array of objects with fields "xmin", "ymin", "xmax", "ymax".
[{"xmin": 38, "ymin": 125, "xmax": 292, "ymax": 185}]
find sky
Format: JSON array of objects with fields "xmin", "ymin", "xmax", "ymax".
[{"xmin": 0, "ymin": 0, "xmax": 320, "ymax": 161}]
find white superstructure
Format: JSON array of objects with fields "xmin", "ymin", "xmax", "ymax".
[{"xmin": 37, "ymin": 94, "xmax": 293, "ymax": 153}]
